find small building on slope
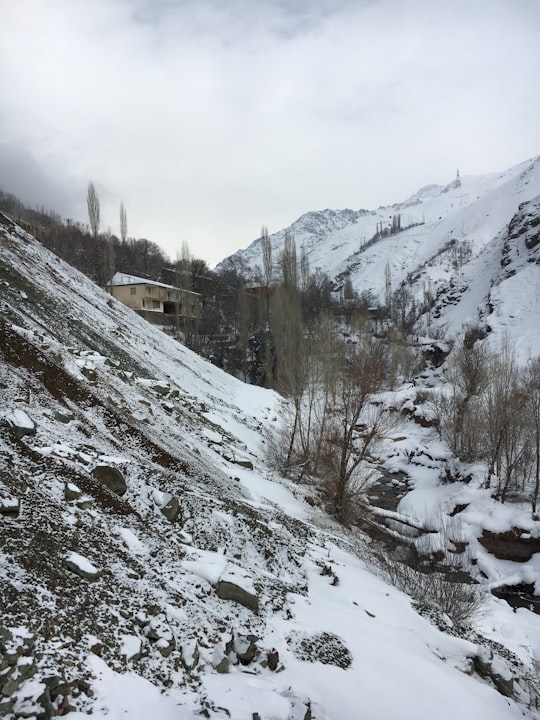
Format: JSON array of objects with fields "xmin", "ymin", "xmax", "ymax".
[{"xmin": 108, "ymin": 272, "xmax": 201, "ymax": 330}]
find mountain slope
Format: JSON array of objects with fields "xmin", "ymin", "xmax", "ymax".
[
  {"xmin": 217, "ymin": 156, "xmax": 540, "ymax": 338},
  {"xmin": 1, "ymin": 214, "xmax": 540, "ymax": 719}
]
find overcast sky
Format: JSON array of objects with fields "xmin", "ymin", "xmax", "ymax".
[{"xmin": 1, "ymin": 0, "xmax": 539, "ymax": 266}]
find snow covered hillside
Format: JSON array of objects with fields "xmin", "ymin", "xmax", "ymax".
[
  {"xmin": 218, "ymin": 156, "xmax": 540, "ymax": 347},
  {"xmin": 1, "ymin": 213, "xmax": 540, "ymax": 719}
]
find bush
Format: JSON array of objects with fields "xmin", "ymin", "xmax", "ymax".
[
  {"xmin": 372, "ymin": 509, "xmax": 486, "ymax": 625},
  {"xmin": 373, "ymin": 551, "xmax": 485, "ymax": 626}
]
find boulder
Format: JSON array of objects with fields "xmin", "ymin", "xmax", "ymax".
[
  {"xmin": 180, "ymin": 640, "xmax": 199, "ymax": 672},
  {"xmin": 64, "ymin": 483, "xmax": 82, "ymax": 501},
  {"xmin": 65, "ymin": 552, "xmax": 101, "ymax": 581},
  {"xmin": 0, "ymin": 497, "xmax": 20, "ymax": 517},
  {"xmin": 211, "ymin": 645, "xmax": 230, "ymax": 674},
  {"xmin": 152, "ymin": 490, "xmax": 181, "ymax": 523},
  {"xmin": 216, "ymin": 565, "xmax": 259, "ymax": 612},
  {"xmin": 473, "ymin": 647, "xmax": 514, "ymax": 698},
  {"xmin": 54, "ymin": 410, "xmax": 74, "ymax": 424},
  {"xmin": 5, "ymin": 409, "xmax": 36, "ymax": 439},
  {"xmin": 267, "ymin": 648, "xmax": 279, "ymax": 671},
  {"xmin": 160, "ymin": 495, "xmax": 181, "ymax": 524},
  {"xmin": 92, "ymin": 465, "xmax": 127, "ymax": 495},
  {"xmin": 233, "ymin": 633, "xmax": 259, "ymax": 665},
  {"xmin": 80, "ymin": 366, "xmax": 98, "ymax": 382}
]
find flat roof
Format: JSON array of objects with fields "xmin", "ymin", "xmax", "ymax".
[{"xmin": 109, "ymin": 272, "xmax": 200, "ymax": 296}]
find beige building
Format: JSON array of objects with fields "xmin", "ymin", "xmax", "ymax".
[{"xmin": 108, "ymin": 272, "xmax": 201, "ymax": 328}]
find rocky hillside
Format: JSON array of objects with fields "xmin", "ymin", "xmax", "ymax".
[{"xmin": 1, "ymin": 213, "xmax": 540, "ymax": 720}]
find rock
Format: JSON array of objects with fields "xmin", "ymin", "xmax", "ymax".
[
  {"xmin": 64, "ymin": 483, "xmax": 82, "ymax": 501},
  {"xmin": 65, "ymin": 552, "xmax": 101, "ymax": 581},
  {"xmin": 0, "ymin": 626, "xmax": 13, "ymax": 650},
  {"xmin": 480, "ymin": 528, "xmax": 540, "ymax": 562},
  {"xmin": 5, "ymin": 409, "xmax": 36, "ymax": 438},
  {"xmin": 152, "ymin": 490, "xmax": 181, "ymax": 523},
  {"xmin": 223, "ymin": 454, "xmax": 254, "ymax": 470},
  {"xmin": 216, "ymin": 565, "xmax": 259, "ymax": 612},
  {"xmin": 54, "ymin": 410, "xmax": 74, "ymax": 424},
  {"xmin": 180, "ymin": 640, "xmax": 199, "ymax": 672},
  {"xmin": 89, "ymin": 641, "xmax": 103, "ymax": 656},
  {"xmin": 212, "ymin": 646, "xmax": 230, "ymax": 674},
  {"xmin": 15, "ymin": 657, "xmax": 37, "ymax": 682},
  {"xmin": 160, "ymin": 495, "xmax": 181, "ymax": 524},
  {"xmin": 13, "ymin": 679, "xmax": 54, "ymax": 719},
  {"xmin": 0, "ymin": 497, "xmax": 20, "ymax": 517},
  {"xmin": 233, "ymin": 459, "xmax": 254, "ymax": 470},
  {"xmin": 234, "ymin": 634, "xmax": 259, "ymax": 665},
  {"xmin": 152, "ymin": 382, "xmax": 170, "ymax": 396},
  {"xmin": 80, "ymin": 366, "xmax": 98, "ymax": 382},
  {"xmin": 41, "ymin": 675, "xmax": 62, "ymax": 693},
  {"xmin": 267, "ymin": 648, "xmax": 279, "ymax": 671},
  {"xmin": 76, "ymin": 496, "xmax": 94, "ymax": 510},
  {"xmin": 92, "ymin": 464, "xmax": 127, "ymax": 495},
  {"xmin": 120, "ymin": 635, "xmax": 142, "ymax": 662},
  {"xmin": 144, "ymin": 615, "xmax": 175, "ymax": 657},
  {"xmin": 0, "ymin": 698, "xmax": 14, "ymax": 716},
  {"xmin": 473, "ymin": 647, "xmax": 514, "ymax": 697}
]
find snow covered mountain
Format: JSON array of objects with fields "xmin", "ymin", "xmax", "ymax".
[
  {"xmin": 218, "ymin": 156, "xmax": 540, "ymax": 352},
  {"xmin": 2, "ymin": 210, "xmax": 540, "ymax": 720}
]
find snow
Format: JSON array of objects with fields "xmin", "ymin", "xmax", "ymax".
[
  {"xmin": 120, "ymin": 634, "xmax": 142, "ymax": 660},
  {"xmin": 66, "ymin": 656, "xmax": 198, "ymax": 720},
  {"xmin": 181, "ymin": 548, "xmax": 229, "ymax": 586},
  {"xmin": 116, "ymin": 527, "xmax": 147, "ymax": 554}
]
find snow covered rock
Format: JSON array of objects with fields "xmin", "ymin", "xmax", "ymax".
[
  {"xmin": 13, "ymin": 678, "xmax": 54, "ymax": 719},
  {"xmin": 5, "ymin": 409, "xmax": 36, "ymax": 439},
  {"xmin": 65, "ymin": 552, "xmax": 101, "ymax": 581},
  {"xmin": 152, "ymin": 489, "xmax": 182, "ymax": 523},
  {"xmin": 0, "ymin": 497, "xmax": 20, "ymax": 516},
  {"xmin": 53, "ymin": 409, "xmax": 75, "ymax": 424},
  {"xmin": 216, "ymin": 564, "xmax": 259, "ymax": 612},
  {"xmin": 473, "ymin": 647, "xmax": 514, "ymax": 698},
  {"xmin": 120, "ymin": 634, "xmax": 143, "ymax": 662},
  {"xmin": 64, "ymin": 483, "xmax": 82, "ymax": 501},
  {"xmin": 231, "ymin": 632, "xmax": 259, "ymax": 665}
]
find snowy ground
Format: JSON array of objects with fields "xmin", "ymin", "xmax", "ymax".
[{"xmin": 2, "ymin": 211, "xmax": 540, "ymax": 719}]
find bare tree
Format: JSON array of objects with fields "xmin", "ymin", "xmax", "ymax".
[
  {"xmin": 237, "ymin": 278, "xmax": 249, "ymax": 381},
  {"xmin": 87, "ymin": 181, "xmax": 100, "ymax": 240},
  {"xmin": 120, "ymin": 201, "xmax": 127, "ymax": 245},
  {"xmin": 525, "ymin": 358, "xmax": 540, "ymax": 514},
  {"xmin": 270, "ymin": 283, "xmax": 305, "ymax": 459},
  {"xmin": 261, "ymin": 225, "xmax": 272, "ymax": 289},
  {"xmin": 103, "ymin": 227, "xmax": 115, "ymax": 286},
  {"xmin": 319, "ymin": 339, "xmax": 389, "ymax": 524},
  {"xmin": 281, "ymin": 231, "xmax": 297, "ymax": 290}
]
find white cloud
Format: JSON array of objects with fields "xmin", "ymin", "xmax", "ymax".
[{"xmin": 1, "ymin": 0, "xmax": 539, "ymax": 265}]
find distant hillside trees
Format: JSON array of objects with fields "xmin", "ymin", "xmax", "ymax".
[{"xmin": 436, "ymin": 334, "xmax": 540, "ymax": 512}]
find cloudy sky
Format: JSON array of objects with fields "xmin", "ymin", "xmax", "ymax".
[{"xmin": 1, "ymin": 0, "xmax": 539, "ymax": 266}]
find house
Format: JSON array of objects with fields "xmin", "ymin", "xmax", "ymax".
[{"xmin": 108, "ymin": 272, "xmax": 201, "ymax": 329}]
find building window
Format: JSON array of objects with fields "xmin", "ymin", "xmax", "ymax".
[
  {"xmin": 130, "ymin": 287, "xmax": 136, "ymax": 295},
  {"xmin": 152, "ymin": 300, "xmax": 161, "ymax": 309}
]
